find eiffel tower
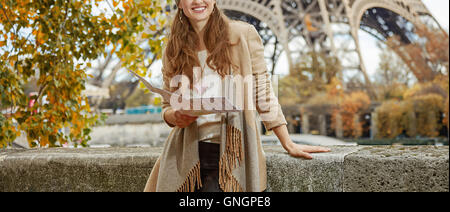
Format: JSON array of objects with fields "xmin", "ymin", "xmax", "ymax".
[{"xmin": 167, "ymin": 0, "xmax": 444, "ymax": 97}]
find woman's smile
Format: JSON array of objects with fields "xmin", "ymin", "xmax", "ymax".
[{"xmin": 192, "ymin": 6, "xmax": 207, "ymax": 13}]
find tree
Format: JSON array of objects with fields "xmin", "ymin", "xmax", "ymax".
[
  {"xmin": 375, "ymin": 76, "xmax": 448, "ymax": 139},
  {"xmin": 0, "ymin": 0, "xmax": 170, "ymax": 148},
  {"xmin": 374, "ymin": 42, "xmax": 414, "ymax": 101},
  {"xmin": 303, "ymin": 77, "xmax": 371, "ymax": 138},
  {"xmin": 88, "ymin": 0, "xmax": 170, "ymax": 111},
  {"xmin": 344, "ymin": 92, "xmax": 371, "ymax": 138},
  {"xmin": 98, "ymin": 80, "xmax": 138, "ymax": 111},
  {"xmin": 278, "ymin": 51, "xmax": 341, "ymax": 105},
  {"xmin": 331, "ymin": 91, "xmax": 371, "ymax": 139},
  {"xmin": 125, "ymin": 86, "xmax": 154, "ymax": 108}
]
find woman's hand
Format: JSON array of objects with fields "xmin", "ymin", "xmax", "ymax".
[
  {"xmin": 272, "ymin": 125, "xmax": 331, "ymax": 159},
  {"xmin": 165, "ymin": 109, "xmax": 198, "ymax": 128},
  {"xmin": 285, "ymin": 143, "xmax": 331, "ymax": 160}
]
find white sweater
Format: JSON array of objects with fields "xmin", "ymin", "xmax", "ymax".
[{"xmin": 193, "ymin": 50, "xmax": 224, "ymax": 144}]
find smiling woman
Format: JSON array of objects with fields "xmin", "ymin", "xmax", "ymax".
[{"xmin": 144, "ymin": 0, "xmax": 330, "ymax": 193}]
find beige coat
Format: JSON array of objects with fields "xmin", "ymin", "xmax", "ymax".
[{"xmin": 144, "ymin": 20, "xmax": 287, "ymax": 192}]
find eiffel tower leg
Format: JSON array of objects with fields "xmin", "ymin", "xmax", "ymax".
[
  {"xmin": 273, "ymin": 0, "xmax": 294, "ymax": 72},
  {"xmin": 343, "ymin": 0, "xmax": 378, "ymax": 99},
  {"xmin": 353, "ymin": 33, "xmax": 378, "ymax": 99},
  {"xmin": 318, "ymin": 0, "xmax": 342, "ymax": 82}
]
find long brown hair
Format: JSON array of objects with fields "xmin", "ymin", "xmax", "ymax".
[{"xmin": 165, "ymin": 2, "xmax": 237, "ymax": 87}]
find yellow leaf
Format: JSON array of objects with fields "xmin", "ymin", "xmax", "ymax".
[
  {"xmin": 123, "ymin": 3, "xmax": 130, "ymax": 11},
  {"xmin": 111, "ymin": 43, "xmax": 118, "ymax": 54},
  {"xmin": 153, "ymin": 97, "xmax": 161, "ymax": 105}
]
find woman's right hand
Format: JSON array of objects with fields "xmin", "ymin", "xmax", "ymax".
[{"xmin": 165, "ymin": 109, "xmax": 198, "ymax": 128}]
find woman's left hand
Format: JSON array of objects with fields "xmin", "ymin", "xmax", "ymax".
[
  {"xmin": 272, "ymin": 125, "xmax": 331, "ymax": 160},
  {"xmin": 286, "ymin": 143, "xmax": 331, "ymax": 160}
]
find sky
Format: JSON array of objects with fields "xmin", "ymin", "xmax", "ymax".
[
  {"xmin": 148, "ymin": 0, "xmax": 449, "ymax": 85},
  {"xmin": 423, "ymin": 0, "xmax": 449, "ymax": 30}
]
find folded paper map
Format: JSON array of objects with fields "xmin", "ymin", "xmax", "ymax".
[{"xmin": 128, "ymin": 69, "xmax": 242, "ymax": 116}]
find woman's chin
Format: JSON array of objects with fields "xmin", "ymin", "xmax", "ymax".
[{"xmin": 190, "ymin": 15, "xmax": 210, "ymax": 23}]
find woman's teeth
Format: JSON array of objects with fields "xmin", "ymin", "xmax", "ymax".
[{"xmin": 192, "ymin": 7, "xmax": 206, "ymax": 12}]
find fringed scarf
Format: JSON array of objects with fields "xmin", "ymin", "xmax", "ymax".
[
  {"xmin": 147, "ymin": 109, "xmax": 266, "ymax": 192},
  {"xmin": 158, "ymin": 111, "xmax": 246, "ymax": 192},
  {"xmin": 219, "ymin": 124, "xmax": 244, "ymax": 192},
  {"xmin": 174, "ymin": 123, "xmax": 244, "ymax": 192}
]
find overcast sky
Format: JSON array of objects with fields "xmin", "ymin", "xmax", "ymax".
[{"xmin": 423, "ymin": 0, "xmax": 449, "ymax": 30}]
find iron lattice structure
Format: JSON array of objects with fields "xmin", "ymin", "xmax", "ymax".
[{"xmin": 167, "ymin": 0, "xmax": 443, "ymax": 96}]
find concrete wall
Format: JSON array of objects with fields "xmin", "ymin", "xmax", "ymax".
[
  {"xmin": 0, "ymin": 146, "xmax": 448, "ymax": 192},
  {"xmin": 89, "ymin": 123, "xmax": 171, "ymax": 147}
]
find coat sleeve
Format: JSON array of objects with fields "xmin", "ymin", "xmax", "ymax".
[
  {"xmin": 246, "ymin": 24, "xmax": 287, "ymax": 131},
  {"xmin": 160, "ymin": 53, "xmax": 176, "ymax": 128}
]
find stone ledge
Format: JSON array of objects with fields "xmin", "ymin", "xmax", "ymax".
[{"xmin": 0, "ymin": 145, "xmax": 448, "ymax": 192}]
